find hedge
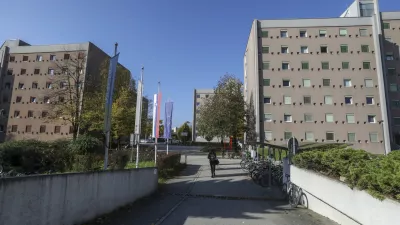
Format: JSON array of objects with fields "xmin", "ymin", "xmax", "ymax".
[{"xmin": 293, "ymin": 148, "xmax": 400, "ymax": 201}]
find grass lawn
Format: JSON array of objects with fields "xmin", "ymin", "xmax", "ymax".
[{"xmin": 125, "ymin": 160, "xmax": 186, "ymax": 184}]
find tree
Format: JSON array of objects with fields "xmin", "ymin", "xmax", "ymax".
[
  {"xmin": 111, "ymin": 87, "xmax": 136, "ymax": 148},
  {"xmin": 177, "ymin": 122, "xmax": 191, "ymax": 143},
  {"xmin": 197, "ymin": 74, "xmax": 246, "ymax": 151},
  {"xmin": 245, "ymin": 93, "xmax": 257, "ymax": 145},
  {"xmin": 44, "ymin": 50, "xmax": 87, "ymax": 140},
  {"xmin": 159, "ymin": 120, "xmax": 164, "ymax": 137},
  {"xmin": 197, "ymin": 99, "xmax": 217, "ymax": 142}
]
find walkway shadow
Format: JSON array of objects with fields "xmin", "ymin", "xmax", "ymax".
[{"xmin": 214, "ymin": 173, "xmax": 248, "ymax": 178}]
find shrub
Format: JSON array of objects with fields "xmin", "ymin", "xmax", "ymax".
[
  {"xmin": 293, "ymin": 148, "xmax": 400, "ymax": 201},
  {"xmin": 109, "ymin": 149, "xmax": 130, "ymax": 170},
  {"xmin": 68, "ymin": 135, "xmax": 103, "ymax": 171}
]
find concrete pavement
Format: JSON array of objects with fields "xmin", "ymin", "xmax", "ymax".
[{"xmin": 92, "ymin": 154, "xmax": 337, "ymax": 225}]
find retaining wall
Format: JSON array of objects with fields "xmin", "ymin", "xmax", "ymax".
[
  {"xmin": 291, "ymin": 166, "xmax": 400, "ymax": 225},
  {"xmin": 0, "ymin": 167, "xmax": 158, "ymax": 225}
]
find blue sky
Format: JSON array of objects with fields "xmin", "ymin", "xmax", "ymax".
[{"xmin": 1, "ymin": 0, "xmax": 399, "ymax": 127}]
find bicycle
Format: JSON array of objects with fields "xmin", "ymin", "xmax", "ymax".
[{"xmin": 284, "ymin": 174, "xmax": 308, "ymax": 209}]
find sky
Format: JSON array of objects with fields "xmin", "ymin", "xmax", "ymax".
[{"xmin": 1, "ymin": 0, "xmax": 400, "ymax": 127}]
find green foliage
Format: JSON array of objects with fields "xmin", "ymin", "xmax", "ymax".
[
  {"xmin": 177, "ymin": 122, "xmax": 191, "ymax": 143},
  {"xmin": 293, "ymin": 148, "xmax": 400, "ymax": 201},
  {"xmin": 111, "ymin": 87, "xmax": 136, "ymax": 141},
  {"xmin": 68, "ymin": 134, "xmax": 102, "ymax": 155},
  {"xmin": 109, "ymin": 149, "xmax": 130, "ymax": 170}
]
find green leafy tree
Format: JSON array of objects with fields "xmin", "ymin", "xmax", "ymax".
[
  {"xmin": 245, "ymin": 93, "xmax": 257, "ymax": 145},
  {"xmin": 177, "ymin": 122, "xmax": 192, "ymax": 143},
  {"xmin": 159, "ymin": 120, "xmax": 164, "ymax": 137}
]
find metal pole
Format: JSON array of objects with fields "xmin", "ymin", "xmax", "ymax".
[
  {"xmin": 167, "ymin": 139, "xmax": 169, "ymax": 155},
  {"xmin": 103, "ymin": 42, "xmax": 118, "ymax": 170},
  {"xmin": 135, "ymin": 66, "xmax": 144, "ymax": 167},
  {"xmin": 136, "ymin": 135, "xmax": 140, "ymax": 168},
  {"xmin": 155, "ymin": 82, "xmax": 160, "ymax": 163}
]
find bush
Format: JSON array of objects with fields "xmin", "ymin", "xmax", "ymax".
[
  {"xmin": 293, "ymin": 148, "xmax": 400, "ymax": 201},
  {"xmin": 68, "ymin": 135, "xmax": 103, "ymax": 171},
  {"xmin": 109, "ymin": 149, "xmax": 130, "ymax": 170}
]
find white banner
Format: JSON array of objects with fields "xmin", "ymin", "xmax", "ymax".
[
  {"xmin": 152, "ymin": 94, "xmax": 158, "ymax": 138},
  {"xmin": 134, "ymin": 80, "xmax": 143, "ymax": 136}
]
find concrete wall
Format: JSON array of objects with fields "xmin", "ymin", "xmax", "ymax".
[
  {"xmin": 0, "ymin": 168, "xmax": 158, "ymax": 225},
  {"xmin": 291, "ymin": 166, "xmax": 400, "ymax": 225}
]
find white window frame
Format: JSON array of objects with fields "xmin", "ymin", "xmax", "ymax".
[
  {"xmin": 369, "ymin": 132, "xmax": 378, "ymax": 142},
  {"xmin": 319, "ymin": 29, "xmax": 327, "ymax": 37},
  {"xmin": 305, "ymin": 132, "xmax": 314, "ymax": 141},
  {"xmin": 265, "ymin": 131, "xmax": 273, "ymax": 141},
  {"xmin": 344, "ymin": 79, "xmax": 352, "ymax": 87},
  {"xmin": 339, "ymin": 28, "xmax": 348, "ymax": 36},
  {"xmin": 365, "ymin": 79, "xmax": 374, "ymax": 87},
  {"xmin": 303, "ymin": 79, "xmax": 311, "ymax": 87},
  {"xmin": 299, "ymin": 30, "xmax": 308, "ymax": 37},
  {"xmin": 280, "ymin": 30, "xmax": 288, "ymax": 38},
  {"xmin": 359, "ymin": 28, "xmax": 368, "ymax": 37},
  {"xmin": 324, "ymin": 95, "xmax": 333, "ymax": 105},
  {"xmin": 282, "ymin": 62, "xmax": 290, "ymax": 70},
  {"xmin": 325, "ymin": 113, "xmax": 334, "ymax": 123},
  {"xmin": 281, "ymin": 46, "xmax": 289, "ymax": 54},
  {"xmin": 368, "ymin": 115, "xmax": 376, "ymax": 123},
  {"xmin": 284, "ymin": 114, "xmax": 292, "ymax": 122},
  {"xmin": 347, "ymin": 132, "xmax": 356, "ymax": 142},
  {"xmin": 264, "ymin": 97, "xmax": 271, "ymax": 104},
  {"xmin": 264, "ymin": 113, "xmax": 272, "ymax": 122},
  {"xmin": 284, "ymin": 96, "xmax": 292, "ymax": 105},
  {"xmin": 304, "ymin": 113, "xmax": 313, "ymax": 122},
  {"xmin": 282, "ymin": 79, "xmax": 291, "ymax": 87},
  {"xmin": 326, "ymin": 132, "xmax": 335, "ymax": 141},
  {"xmin": 345, "ymin": 96, "xmax": 353, "ymax": 105},
  {"xmin": 300, "ymin": 46, "xmax": 309, "ymax": 54},
  {"xmin": 366, "ymin": 96, "xmax": 374, "ymax": 105},
  {"xmin": 346, "ymin": 113, "xmax": 355, "ymax": 123}
]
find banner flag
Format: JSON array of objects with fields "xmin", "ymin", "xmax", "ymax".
[
  {"xmin": 152, "ymin": 94, "xmax": 158, "ymax": 138},
  {"xmin": 104, "ymin": 53, "xmax": 120, "ymax": 132},
  {"xmin": 164, "ymin": 101, "xmax": 174, "ymax": 139}
]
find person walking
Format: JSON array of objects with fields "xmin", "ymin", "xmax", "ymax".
[{"xmin": 207, "ymin": 149, "xmax": 218, "ymax": 178}]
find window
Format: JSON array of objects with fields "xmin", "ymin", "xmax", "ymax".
[
  {"xmin": 196, "ymin": 102, "xmax": 200, "ymax": 106},
  {"xmin": 263, "ymin": 79, "xmax": 270, "ymax": 86},
  {"xmin": 345, "ymin": 96, "xmax": 353, "ymax": 105},
  {"xmin": 325, "ymin": 113, "xmax": 334, "ymax": 122},
  {"xmin": 324, "ymin": 95, "xmax": 333, "ymax": 105},
  {"xmin": 321, "ymin": 62, "xmax": 329, "ymax": 70},
  {"xmin": 326, "ymin": 132, "xmax": 335, "ymax": 141},
  {"xmin": 301, "ymin": 62, "xmax": 309, "ymax": 70},
  {"xmin": 264, "ymin": 113, "xmax": 272, "ymax": 122},
  {"xmin": 284, "ymin": 114, "xmax": 292, "ymax": 122},
  {"xmin": 369, "ymin": 132, "xmax": 378, "ymax": 142},
  {"xmin": 280, "ymin": 30, "xmax": 288, "ymax": 38},
  {"xmin": 62, "ymin": 67, "xmax": 68, "ymax": 74},
  {"xmin": 365, "ymin": 79, "xmax": 374, "ymax": 87},
  {"xmin": 360, "ymin": 3, "xmax": 374, "ymax": 17},
  {"xmin": 69, "ymin": 126, "xmax": 74, "ymax": 134},
  {"xmin": 340, "ymin": 45, "xmax": 348, "ymax": 53},
  {"xmin": 64, "ymin": 54, "xmax": 70, "ymax": 60},
  {"xmin": 344, "ymin": 79, "xmax": 352, "ymax": 87},
  {"xmin": 78, "ymin": 52, "xmax": 85, "ymax": 59},
  {"xmin": 320, "ymin": 45, "xmax": 328, "ymax": 53},
  {"xmin": 7, "ymin": 69, "xmax": 13, "ymax": 75},
  {"xmin": 46, "ymin": 82, "xmax": 53, "ymax": 89},
  {"xmin": 265, "ymin": 131, "xmax": 272, "ymax": 141},
  {"xmin": 383, "ymin": 23, "xmax": 390, "ymax": 29},
  {"xmin": 196, "ymin": 94, "xmax": 200, "ymax": 98},
  {"xmin": 9, "ymin": 56, "xmax": 15, "ymax": 62},
  {"xmin": 319, "ymin": 29, "xmax": 327, "ymax": 37},
  {"xmin": 346, "ymin": 114, "xmax": 355, "ymax": 123},
  {"xmin": 363, "ymin": 61, "xmax": 371, "ymax": 69},
  {"xmin": 11, "ymin": 125, "xmax": 18, "ymax": 132},
  {"xmin": 282, "ymin": 79, "xmax": 290, "ymax": 87},
  {"xmin": 34, "ymin": 68, "xmax": 40, "ymax": 74},
  {"xmin": 390, "ymin": 84, "xmax": 398, "ymax": 92},
  {"xmin": 341, "ymin": 62, "xmax": 349, "ymax": 70},
  {"xmin": 40, "ymin": 125, "xmax": 46, "ymax": 133},
  {"xmin": 284, "ymin": 132, "xmax": 292, "ymax": 140},
  {"xmin": 22, "ymin": 56, "xmax": 28, "ymax": 61},
  {"xmin": 262, "ymin": 62, "xmax": 270, "ymax": 70},
  {"xmin": 366, "ymin": 96, "xmax": 374, "ymax": 105},
  {"xmin": 42, "ymin": 111, "xmax": 48, "ymax": 117},
  {"xmin": 16, "ymin": 96, "xmax": 22, "ymax": 103},
  {"xmin": 60, "ymin": 81, "xmax": 67, "ymax": 89},
  {"xmin": 394, "ymin": 117, "xmax": 400, "ymax": 125},
  {"xmin": 305, "ymin": 132, "xmax": 314, "ymax": 141},
  {"xmin": 299, "ymin": 30, "xmax": 307, "ymax": 37},
  {"xmin": 50, "ymin": 55, "xmax": 56, "ymax": 61},
  {"xmin": 304, "ymin": 114, "xmax": 313, "ymax": 122},
  {"xmin": 304, "ymin": 96, "xmax": 311, "ymax": 104},
  {"xmin": 392, "ymin": 100, "xmax": 400, "ymax": 107},
  {"xmin": 54, "ymin": 126, "xmax": 61, "ymax": 134},
  {"xmin": 300, "ymin": 46, "xmax": 309, "ymax": 54},
  {"xmin": 30, "ymin": 97, "xmax": 37, "ymax": 103},
  {"xmin": 281, "ymin": 46, "xmax": 289, "ymax": 54},
  {"xmin": 339, "ymin": 28, "xmax": 347, "ymax": 36},
  {"xmin": 323, "ymin": 79, "xmax": 331, "ymax": 87},
  {"xmin": 26, "ymin": 125, "xmax": 32, "ymax": 133},
  {"xmin": 2, "ymin": 95, "xmax": 8, "ymax": 103},
  {"xmin": 261, "ymin": 31, "xmax": 269, "ymax": 37},
  {"xmin": 36, "ymin": 55, "xmax": 43, "ymax": 61},
  {"xmin": 361, "ymin": 45, "xmax": 369, "ymax": 52},
  {"xmin": 18, "ymin": 83, "xmax": 25, "ymax": 89},
  {"xmin": 48, "ymin": 68, "xmax": 54, "ymax": 75},
  {"xmin": 386, "ymin": 53, "xmax": 394, "ymax": 61},
  {"xmin": 5, "ymin": 83, "xmax": 10, "ymax": 89},
  {"xmin": 368, "ymin": 115, "xmax": 376, "ymax": 123},
  {"xmin": 14, "ymin": 110, "xmax": 20, "ymax": 117},
  {"xmin": 27, "ymin": 110, "xmax": 34, "ymax": 118},
  {"xmin": 388, "ymin": 68, "xmax": 396, "ymax": 75},
  {"xmin": 359, "ymin": 29, "xmax": 368, "ymax": 37},
  {"xmin": 262, "ymin": 46, "xmax": 269, "ymax": 53},
  {"xmin": 282, "ymin": 62, "xmax": 290, "ymax": 70},
  {"xmin": 264, "ymin": 97, "xmax": 271, "ymax": 104},
  {"xmin": 302, "ymin": 79, "xmax": 311, "ymax": 87},
  {"xmin": 284, "ymin": 96, "xmax": 291, "ymax": 104},
  {"xmin": 348, "ymin": 133, "xmax": 356, "ymax": 142},
  {"xmin": 44, "ymin": 96, "xmax": 50, "ymax": 104},
  {"xmin": 32, "ymin": 82, "xmax": 38, "ymax": 89}
]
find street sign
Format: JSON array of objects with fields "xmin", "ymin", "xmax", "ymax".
[
  {"xmin": 181, "ymin": 132, "xmax": 188, "ymax": 137},
  {"xmin": 287, "ymin": 137, "xmax": 299, "ymax": 155}
]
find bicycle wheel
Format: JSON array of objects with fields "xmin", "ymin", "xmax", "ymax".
[
  {"xmin": 240, "ymin": 160, "xmax": 246, "ymax": 168},
  {"xmin": 299, "ymin": 192, "xmax": 309, "ymax": 209},
  {"xmin": 288, "ymin": 187, "xmax": 299, "ymax": 208},
  {"xmin": 259, "ymin": 173, "xmax": 270, "ymax": 187},
  {"xmin": 282, "ymin": 183, "xmax": 287, "ymax": 194}
]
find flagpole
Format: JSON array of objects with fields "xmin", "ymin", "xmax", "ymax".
[
  {"xmin": 135, "ymin": 66, "xmax": 144, "ymax": 168},
  {"xmin": 103, "ymin": 42, "xmax": 118, "ymax": 170},
  {"xmin": 155, "ymin": 82, "xmax": 160, "ymax": 163}
]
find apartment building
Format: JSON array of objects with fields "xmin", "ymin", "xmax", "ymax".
[
  {"xmin": 244, "ymin": 0, "xmax": 400, "ymax": 154},
  {"xmin": 192, "ymin": 89, "xmax": 219, "ymax": 142},
  {"xmin": 0, "ymin": 39, "xmax": 126, "ymax": 142}
]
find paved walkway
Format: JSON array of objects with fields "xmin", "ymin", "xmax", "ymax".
[{"xmin": 95, "ymin": 155, "xmax": 338, "ymax": 225}]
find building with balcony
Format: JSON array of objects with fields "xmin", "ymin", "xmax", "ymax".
[{"xmin": 244, "ymin": 0, "xmax": 400, "ymax": 154}]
